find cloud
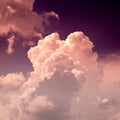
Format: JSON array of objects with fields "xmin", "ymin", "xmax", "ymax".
[
  {"xmin": 0, "ymin": 0, "xmax": 59, "ymax": 54},
  {"xmin": 6, "ymin": 35, "xmax": 15, "ymax": 54},
  {"xmin": 0, "ymin": 0, "xmax": 34, "ymax": 10},
  {"xmin": 0, "ymin": 32, "xmax": 120, "ymax": 120},
  {"xmin": 0, "ymin": 0, "xmax": 59, "ymax": 36},
  {"xmin": 0, "ymin": 72, "xmax": 25, "ymax": 90},
  {"xmin": 0, "ymin": 72, "xmax": 25, "ymax": 115}
]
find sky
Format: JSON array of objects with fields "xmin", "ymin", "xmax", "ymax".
[
  {"xmin": 0, "ymin": 0, "xmax": 120, "ymax": 120},
  {"xmin": 34, "ymin": 0, "xmax": 120, "ymax": 53},
  {"xmin": 0, "ymin": 0, "xmax": 120, "ymax": 74}
]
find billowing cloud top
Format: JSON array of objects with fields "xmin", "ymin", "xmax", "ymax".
[{"xmin": 0, "ymin": 32, "xmax": 120, "ymax": 120}]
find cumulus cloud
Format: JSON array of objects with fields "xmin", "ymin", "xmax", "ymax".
[
  {"xmin": 0, "ymin": 72, "xmax": 25, "ymax": 89},
  {"xmin": 0, "ymin": 72, "xmax": 25, "ymax": 114},
  {"xmin": 0, "ymin": 0, "xmax": 59, "ymax": 54},
  {"xmin": 0, "ymin": 0, "xmax": 59, "ymax": 36},
  {"xmin": 0, "ymin": 32, "xmax": 120, "ymax": 120}
]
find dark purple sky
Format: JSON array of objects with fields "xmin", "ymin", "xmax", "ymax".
[{"xmin": 34, "ymin": 0, "xmax": 120, "ymax": 54}]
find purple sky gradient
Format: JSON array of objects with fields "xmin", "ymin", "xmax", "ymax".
[{"xmin": 34, "ymin": 0, "xmax": 120, "ymax": 54}]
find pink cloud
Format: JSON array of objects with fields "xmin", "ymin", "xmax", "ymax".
[{"xmin": 0, "ymin": 32, "xmax": 120, "ymax": 120}]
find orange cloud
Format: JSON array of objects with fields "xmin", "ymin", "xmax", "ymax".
[{"xmin": 6, "ymin": 35, "xmax": 15, "ymax": 54}]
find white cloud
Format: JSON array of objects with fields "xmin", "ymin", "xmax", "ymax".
[
  {"xmin": 0, "ymin": 32, "xmax": 120, "ymax": 120},
  {"xmin": 0, "ymin": 72, "xmax": 25, "ymax": 89}
]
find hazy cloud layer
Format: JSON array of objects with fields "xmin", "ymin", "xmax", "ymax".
[{"xmin": 0, "ymin": 32, "xmax": 120, "ymax": 120}]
